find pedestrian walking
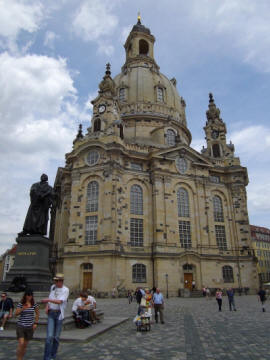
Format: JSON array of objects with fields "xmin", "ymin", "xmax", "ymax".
[
  {"xmin": 127, "ymin": 290, "xmax": 133, "ymax": 304},
  {"xmin": 192, "ymin": 280, "xmax": 196, "ymax": 291},
  {"xmin": 42, "ymin": 273, "xmax": 69, "ymax": 360},
  {"xmin": 226, "ymin": 288, "xmax": 237, "ymax": 311},
  {"xmin": 202, "ymin": 287, "xmax": 206, "ymax": 297},
  {"xmin": 258, "ymin": 287, "xmax": 267, "ymax": 312},
  {"xmin": 15, "ymin": 289, "xmax": 39, "ymax": 360},
  {"xmin": 215, "ymin": 288, "xmax": 223, "ymax": 311},
  {"xmin": 206, "ymin": 287, "xmax": 211, "ymax": 299},
  {"xmin": 152, "ymin": 288, "xmax": 165, "ymax": 324}
]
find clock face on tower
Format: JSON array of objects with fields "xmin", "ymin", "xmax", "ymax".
[
  {"xmin": 98, "ymin": 104, "xmax": 106, "ymax": 114},
  {"xmin": 211, "ymin": 130, "xmax": 219, "ymax": 139}
]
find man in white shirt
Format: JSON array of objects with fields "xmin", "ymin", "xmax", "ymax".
[
  {"xmin": 86, "ymin": 294, "xmax": 100, "ymax": 323},
  {"xmin": 42, "ymin": 273, "xmax": 69, "ymax": 360},
  {"xmin": 72, "ymin": 292, "xmax": 92, "ymax": 325}
]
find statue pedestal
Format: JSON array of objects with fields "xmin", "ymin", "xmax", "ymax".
[{"xmin": 1, "ymin": 235, "xmax": 53, "ymax": 291}]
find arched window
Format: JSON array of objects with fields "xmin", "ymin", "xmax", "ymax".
[
  {"xmin": 177, "ymin": 188, "xmax": 189, "ymax": 217},
  {"xmin": 130, "ymin": 185, "xmax": 143, "ymax": 215},
  {"xmin": 139, "ymin": 39, "xmax": 149, "ymax": 55},
  {"xmin": 157, "ymin": 87, "xmax": 164, "ymax": 102},
  {"xmin": 132, "ymin": 264, "xmax": 146, "ymax": 283},
  {"xmin": 93, "ymin": 118, "xmax": 101, "ymax": 132},
  {"xmin": 212, "ymin": 144, "xmax": 221, "ymax": 158},
  {"xmin": 213, "ymin": 196, "xmax": 224, "ymax": 222},
  {"xmin": 222, "ymin": 266, "xmax": 234, "ymax": 282},
  {"xmin": 86, "ymin": 181, "xmax": 99, "ymax": 212},
  {"xmin": 166, "ymin": 129, "xmax": 176, "ymax": 146},
  {"xmin": 183, "ymin": 264, "xmax": 193, "ymax": 270},
  {"xmin": 83, "ymin": 263, "xmax": 93, "ymax": 270}
]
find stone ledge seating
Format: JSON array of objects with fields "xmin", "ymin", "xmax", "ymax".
[{"xmin": 4, "ymin": 309, "xmax": 104, "ymax": 331}]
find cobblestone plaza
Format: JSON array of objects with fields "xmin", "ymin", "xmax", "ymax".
[{"xmin": 1, "ymin": 296, "xmax": 269, "ymax": 359}]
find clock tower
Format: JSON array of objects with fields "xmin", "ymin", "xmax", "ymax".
[
  {"xmin": 88, "ymin": 63, "xmax": 123, "ymax": 138},
  {"xmin": 202, "ymin": 93, "xmax": 235, "ymax": 163}
]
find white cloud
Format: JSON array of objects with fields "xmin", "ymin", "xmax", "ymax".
[
  {"xmin": 44, "ymin": 31, "xmax": 59, "ymax": 49},
  {"xmin": 72, "ymin": 0, "xmax": 119, "ymax": 54},
  {"xmin": 188, "ymin": 0, "xmax": 270, "ymax": 72},
  {"xmin": 0, "ymin": 52, "xmax": 91, "ymax": 253},
  {"xmin": 0, "ymin": 0, "xmax": 44, "ymax": 52}
]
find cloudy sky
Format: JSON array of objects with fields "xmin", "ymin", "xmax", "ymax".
[{"xmin": 0, "ymin": 0, "xmax": 270, "ymax": 254}]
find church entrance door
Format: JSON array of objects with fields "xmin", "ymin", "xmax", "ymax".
[
  {"xmin": 83, "ymin": 272, "xmax": 92, "ymax": 291},
  {"xmin": 184, "ymin": 273, "xmax": 193, "ymax": 289}
]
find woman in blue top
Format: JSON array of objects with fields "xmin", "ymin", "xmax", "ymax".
[{"xmin": 15, "ymin": 289, "xmax": 39, "ymax": 360}]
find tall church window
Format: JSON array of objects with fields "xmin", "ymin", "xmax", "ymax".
[
  {"xmin": 132, "ymin": 264, "xmax": 146, "ymax": 283},
  {"xmin": 130, "ymin": 218, "xmax": 143, "ymax": 247},
  {"xmin": 177, "ymin": 188, "xmax": 189, "ymax": 217},
  {"xmin": 179, "ymin": 221, "xmax": 192, "ymax": 249},
  {"xmin": 119, "ymin": 124, "xmax": 124, "ymax": 139},
  {"xmin": 86, "ymin": 181, "xmax": 99, "ymax": 212},
  {"xmin": 85, "ymin": 216, "xmax": 98, "ymax": 245},
  {"xmin": 139, "ymin": 39, "xmax": 149, "ymax": 55},
  {"xmin": 130, "ymin": 185, "xmax": 143, "ymax": 215},
  {"xmin": 213, "ymin": 196, "xmax": 224, "ymax": 222},
  {"xmin": 166, "ymin": 129, "xmax": 176, "ymax": 146},
  {"xmin": 212, "ymin": 144, "xmax": 221, "ymax": 158},
  {"xmin": 222, "ymin": 266, "xmax": 234, "ymax": 282},
  {"xmin": 93, "ymin": 118, "xmax": 101, "ymax": 132},
  {"xmin": 119, "ymin": 88, "xmax": 126, "ymax": 102},
  {"xmin": 157, "ymin": 87, "xmax": 164, "ymax": 102},
  {"xmin": 215, "ymin": 225, "xmax": 227, "ymax": 250}
]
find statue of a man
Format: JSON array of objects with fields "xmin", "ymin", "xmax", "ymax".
[{"xmin": 19, "ymin": 174, "xmax": 54, "ymax": 236}]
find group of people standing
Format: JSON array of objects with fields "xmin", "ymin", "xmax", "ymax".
[
  {"xmin": 0, "ymin": 273, "xmax": 69, "ymax": 360},
  {"xmin": 134, "ymin": 287, "xmax": 165, "ymax": 324}
]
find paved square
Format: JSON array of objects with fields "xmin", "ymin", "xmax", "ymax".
[{"xmin": 1, "ymin": 295, "xmax": 270, "ymax": 359}]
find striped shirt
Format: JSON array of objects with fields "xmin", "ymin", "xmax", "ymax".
[{"xmin": 17, "ymin": 303, "xmax": 38, "ymax": 328}]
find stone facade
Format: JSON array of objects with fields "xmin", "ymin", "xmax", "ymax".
[{"xmin": 51, "ymin": 19, "xmax": 259, "ymax": 295}]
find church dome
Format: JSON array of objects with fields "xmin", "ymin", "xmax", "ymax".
[{"xmin": 113, "ymin": 18, "xmax": 189, "ymax": 145}]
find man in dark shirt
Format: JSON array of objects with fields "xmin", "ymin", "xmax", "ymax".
[
  {"xmin": 0, "ymin": 292, "xmax": 14, "ymax": 330},
  {"xmin": 258, "ymin": 287, "xmax": 267, "ymax": 312},
  {"xmin": 227, "ymin": 288, "xmax": 237, "ymax": 311}
]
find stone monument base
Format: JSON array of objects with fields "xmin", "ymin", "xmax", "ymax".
[{"xmin": 1, "ymin": 235, "xmax": 52, "ymax": 292}]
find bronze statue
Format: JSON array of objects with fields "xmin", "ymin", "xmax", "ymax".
[{"xmin": 19, "ymin": 174, "xmax": 54, "ymax": 236}]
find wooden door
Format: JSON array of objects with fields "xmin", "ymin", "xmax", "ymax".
[
  {"xmin": 83, "ymin": 272, "xmax": 92, "ymax": 291},
  {"xmin": 184, "ymin": 273, "xmax": 193, "ymax": 289}
]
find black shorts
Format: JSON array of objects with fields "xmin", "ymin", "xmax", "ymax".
[{"xmin": 16, "ymin": 325, "xmax": 34, "ymax": 340}]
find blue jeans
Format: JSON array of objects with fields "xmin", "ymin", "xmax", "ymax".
[{"xmin": 43, "ymin": 311, "xmax": 63, "ymax": 360}]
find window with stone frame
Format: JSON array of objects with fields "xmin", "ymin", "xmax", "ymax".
[
  {"xmin": 131, "ymin": 163, "xmax": 143, "ymax": 171},
  {"xmin": 177, "ymin": 188, "xmax": 189, "ymax": 217},
  {"xmin": 86, "ymin": 181, "xmax": 99, "ymax": 212},
  {"xmin": 130, "ymin": 184, "xmax": 143, "ymax": 215},
  {"xmin": 93, "ymin": 118, "xmax": 101, "ymax": 132},
  {"xmin": 157, "ymin": 87, "xmax": 164, "ymax": 102},
  {"xmin": 178, "ymin": 220, "xmax": 192, "ymax": 249},
  {"xmin": 85, "ymin": 216, "xmax": 98, "ymax": 245},
  {"xmin": 130, "ymin": 218, "xmax": 144, "ymax": 247},
  {"xmin": 132, "ymin": 264, "xmax": 146, "ymax": 283},
  {"xmin": 166, "ymin": 129, "xmax": 176, "ymax": 146},
  {"xmin": 215, "ymin": 225, "xmax": 227, "ymax": 250},
  {"xmin": 119, "ymin": 88, "xmax": 126, "ymax": 102},
  {"xmin": 212, "ymin": 143, "xmax": 221, "ymax": 157},
  {"xmin": 222, "ymin": 266, "xmax": 234, "ymax": 282},
  {"xmin": 213, "ymin": 195, "xmax": 224, "ymax": 222}
]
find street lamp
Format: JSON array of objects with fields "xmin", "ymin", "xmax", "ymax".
[{"xmin": 165, "ymin": 273, "xmax": 168, "ymax": 299}]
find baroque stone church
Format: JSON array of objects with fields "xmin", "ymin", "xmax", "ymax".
[{"xmin": 51, "ymin": 18, "xmax": 259, "ymax": 295}]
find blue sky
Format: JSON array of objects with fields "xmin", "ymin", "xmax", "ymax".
[{"xmin": 0, "ymin": 0, "xmax": 270, "ymax": 254}]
